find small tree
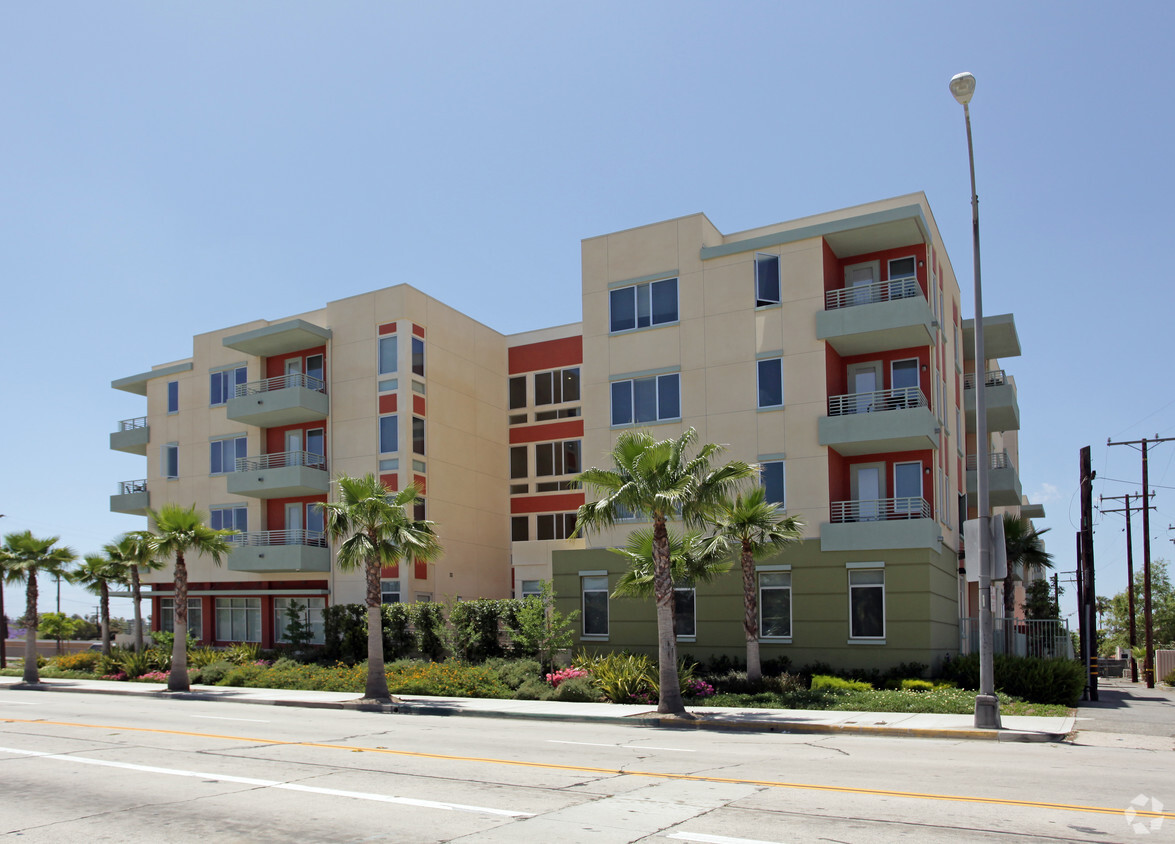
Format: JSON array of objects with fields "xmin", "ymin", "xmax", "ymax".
[
  {"xmin": 282, "ymin": 600, "xmax": 314, "ymax": 659},
  {"xmin": 1002, "ymin": 516, "xmax": 1053, "ymax": 617},
  {"xmin": 1024, "ymin": 578, "xmax": 1060, "ymax": 621},
  {"xmin": 0, "ymin": 532, "xmax": 77, "ymax": 683},
  {"xmin": 38, "ymin": 612, "xmax": 82, "ymax": 641},
  {"xmin": 510, "ymin": 581, "xmax": 578, "ymax": 672}
]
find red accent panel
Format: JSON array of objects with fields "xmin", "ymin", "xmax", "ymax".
[
  {"xmin": 266, "ymin": 421, "xmax": 327, "ymax": 456},
  {"xmin": 827, "ymin": 448, "xmax": 848, "ymax": 504},
  {"xmin": 511, "ymin": 493, "xmax": 585, "ymax": 514},
  {"xmin": 822, "ymin": 239, "xmax": 840, "ymax": 296},
  {"xmin": 381, "ymin": 564, "xmax": 400, "ymax": 578},
  {"xmin": 414, "ymin": 560, "xmax": 428, "ymax": 580},
  {"xmin": 825, "ymin": 345, "xmax": 844, "ymax": 398},
  {"xmin": 414, "ymin": 474, "xmax": 426, "ymax": 495},
  {"xmin": 265, "ymin": 345, "xmax": 327, "ymax": 379},
  {"xmin": 509, "ymin": 419, "xmax": 584, "ymax": 444},
  {"xmin": 508, "ymin": 335, "xmax": 583, "ymax": 375},
  {"xmin": 379, "ymin": 393, "xmax": 397, "ymax": 414},
  {"xmin": 266, "ymin": 495, "xmax": 327, "ymax": 530},
  {"xmin": 832, "ymin": 244, "xmax": 928, "ymax": 298},
  {"xmin": 261, "ymin": 598, "xmax": 275, "ymax": 650},
  {"xmin": 838, "ymin": 348, "xmax": 932, "ymax": 406},
  {"xmin": 413, "ymin": 395, "xmax": 426, "ymax": 416},
  {"xmin": 379, "ymin": 473, "xmax": 399, "ymax": 492},
  {"xmin": 412, "ymin": 324, "xmax": 425, "ymax": 338},
  {"xmin": 837, "ymin": 449, "xmax": 935, "ymax": 518},
  {"xmin": 379, "ymin": 322, "xmax": 397, "ymax": 335}
]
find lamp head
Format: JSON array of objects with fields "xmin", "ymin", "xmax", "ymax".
[{"xmin": 949, "ymin": 72, "xmax": 976, "ymax": 105}]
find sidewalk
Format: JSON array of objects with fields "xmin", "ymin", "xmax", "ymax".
[{"xmin": 0, "ymin": 675, "xmax": 1073, "ymax": 742}]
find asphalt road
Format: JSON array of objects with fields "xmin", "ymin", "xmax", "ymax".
[
  {"xmin": 1, "ymin": 691, "xmax": 1172, "ymax": 843},
  {"xmin": 1074, "ymin": 676, "xmax": 1175, "ymax": 739}
]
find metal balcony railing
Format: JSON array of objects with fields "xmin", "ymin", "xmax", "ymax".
[
  {"xmin": 117, "ymin": 416, "xmax": 147, "ymax": 432},
  {"xmin": 234, "ymin": 529, "xmax": 327, "ymax": 548},
  {"xmin": 959, "ymin": 617, "xmax": 1073, "ymax": 660},
  {"xmin": 234, "ymin": 373, "xmax": 326, "ymax": 398},
  {"xmin": 117, "ymin": 479, "xmax": 147, "ymax": 495},
  {"xmin": 830, "ymin": 497, "xmax": 932, "ymax": 523},
  {"xmin": 827, "ymin": 386, "xmax": 927, "ymax": 416},
  {"xmin": 825, "ymin": 276, "xmax": 922, "ymax": 310},
  {"xmin": 236, "ymin": 451, "xmax": 326, "ymax": 472},
  {"xmin": 966, "ymin": 450, "xmax": 1011, "ymax": 471},
  {"xmin": 963, "ymin": 369, "xmax": 1006, "ymax": 390}
]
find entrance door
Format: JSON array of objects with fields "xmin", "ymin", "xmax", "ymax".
[
  {"xmin": 285, "ymin": 357, "xmax": 302, "ymax": 388},
  {"xmin": 845, "ymin": 262, "xmax": 879, "ymax": 305},
  {"xmin": 894, "ymin": 462, "xmax": 922, "ymax": 517},
  {"xmin": 847, "ymin": 363, "xmax": 881, "ymax": 413},
  {"xmin": 852, "ymin": 464, "xmax": 882, "ymax": 521},
  {"xmin": 891, "ymin": 359, "xmax": 920, "ymax": 408},
  {"xmin": 286, "ymin": 430, "xmax": 303, "ymax": 465},
  {"xmin": 285, "ymin": 503, "xmax": 303, "ymax": 536}
]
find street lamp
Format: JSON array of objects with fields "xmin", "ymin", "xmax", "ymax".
[{"xmin": 950, "ymin": 71, "xmax": 1001, "ymax": 729}]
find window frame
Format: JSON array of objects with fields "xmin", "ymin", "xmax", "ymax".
[
  {"xmin": 209, "ymin": 504, "xmax": 248, "ymax": 539},
  {"xmin": 162, "ymin": 443, "xmax": 179, "ymax": 480},
  {"xmin": 160, "ymin": 597, "xmax": 202, "ymax": 638},
  {"xmin": 378, "ymin": 335, "xmax": 398, "ymax": 375},
  {"xmin": 608, "ymin": 277, "xmax": 679, "ymax": 333},
  {"xmin": 411, "ymin": 337, "xmax": 425, "ymax": 377},
  {"xmin": 610, "ymin": 372, "xmax": 680, "ymax": 426},
  {"xmin": 508, "ymin": 376, "xmax": 527, "ymax": 410},
  {"xmin": 758, "ymin": 569, "xmax": 792, "ymax": 639},
  {"xmin": 379, "ymin": 415, "xmax": 398, "ymax": 455},
  {"xmin": 511, "ymin": 516, "xmax": 529, "ymax": 542},
  {"xmin": 167, "ymin": 380, "xmax": 179, "ymax": 414},
  {"xmin": 412, "ymin": 417, "xmax": 425, "ymax": 455},
  {"xmin": 510, "ymin": 445, "xmax": 528, "ymax": 479},
  {"xmin": 848, "ymin": 566, "xmax": 886, "ymax": 641},
  {"xmin": 380, "ymin": 579, "xmax": 401, "ymax": 604},
  {"xmin": 760, "ymin": 460, "xmax": 786, "ymax": 508},
  {"xmin": 673, "ymin": 586, "xmax": 696, "ymax": 639},
  {"xmin": 755, "ymin": 253, "xmax": 781, "ymax": 307},
  {"xmin": 274, "ymin": 596, "xmax": 326, "ymax": 644},
  {"xmin": 534, "ymin": 440, "xmax": 581, "ymax": 477},
  {"xmin": 581, "ymin": 574, "xmax": 609, "ymax": 638},
  {"xmin": 209, "ymin": 435, "xmax": 248, "ymax": 475},
  {"xmin": 536, "ymin": 512, "xmax": 577, "ymax": 540},
  {"xmin": 209, "ymin": 365, "xmax": 247, "ymax": 406},
  {"xmin": 214, "ymin": 596, "xmax": 261, "ymax": 643},
  {"xmin": 757, "ymin": 357, "xmax": 784, "ymax": 409}
]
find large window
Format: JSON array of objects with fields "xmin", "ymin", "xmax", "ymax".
[
  {"xmin": 379, "ymin": 415, "xmax": 398, "ymax": 454},
  {"xmin": 210, "ymin": 505, "xmax": 247, "ymax": 539},
  {"xmin": 210, "ymin": 366, "xmax": 247, "ymax": 406},
  {"xmin": 508, "ymin": 376, "xmax": 526, "ymax": 410},
  {"xmin": 510, "ymin": 446, "xmax": 528, "ymax": 479},
  {"xmin": 761, "ymin": 460, "xmax": 785, "ymax": 508},
  {"xmin": 673, "ymin": 587, "xmax": 696, "ymax": 638},
  {"xmin": 535, "ymin": 440, "xmax": 580, "ymax": 476},
  {"xmin": 274, "ymin": 597, "xmax": 325, "ymax": 644},
  {"xmin": 757, "ymin": 358, "xmax": 783, "ymax": 408},
  {"xmin": 609, "ymin": 278, "xmax": 678, "ymax": 333},
  {"xmin": 379, "ymin": 335, "xmax": 397, "ymax": 375},
  {"xmin": 210, "ymin": 435, "xmax": 247, "ymax": 474},
  {"xmin": 849, "ymin": 568, "xmax": 885, "ymax": 639},
  {"xmin": 536, "ymin": 513, "xmax": 577, "ymax": 540},
  {"xmin": 167, "ymin": 380, "xmax": 179, "ymax": 414},
  {"xmin": 412, "ymin": 417, "xmax": 425, "ymax": 455},
  {"xmin": 381, "ymin": 580, "xmax": 401, "ymax": 604},
  {"xmin": 759, "ymin": 571, "xmax": 792, "ymax": 638},
  {"xmin": 582, "ymin": 575, "xmax": 609, "ymax": 637},
  {"xmin": 162, "ymin": 443, "xmax": 179, "ymax": 479},
  {"xmin": 611, "ymin": 373, "xmax": 680, "ymax": 426},
  {"xmin": 511, "ymin": 516, "xmax": 529, "ymax": 542},
  {"xmin": 215, "ymin": 597, "xmax": 261, "ymax": 642},
  {"xmin": 160, "ymin": 598, "xmax": 202, "ymax": 638},
  {"xmin": 411, "ymin": 337, "xmax": 425, "ymax": 377},
  {"xmin": 755, "ymin": 253, "xmax": 781, "ymax": 307},
  {"xmin": 894, "ymin": 461, "xmax": 923, "ymax": 515},
  {"xmin": 888, "ymin": 256, "xmax": 916, "ymax": 279},
  {"xmin": 534, "ymin": 368, "xmax": 580, "ymax": 405}
]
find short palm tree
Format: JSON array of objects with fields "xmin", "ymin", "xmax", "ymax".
[
  {"xmin": 610, "ymin": 528, "xmax": 730, "ymax": 599},
  {"xmin": 68, "ymin": 553, "xmax": 128, "ymax": 657},
  {"xmin": 1002, "ymin": 515, "xmax": 1053, "ymax": 618},
  {"xmin": 106, "ymin": 531, "xmax": 165, "ymax": 652},
  {"xmin": 0, "ymin": 532, "xmax": 77, "ymax": 683},
  {"xmin": 574, "ymin": 428, "xmax": 754, "ymax": 716},
  {"xmin": 710, "ymin": 486, "xmax": 804, "ymax": 681},
  {"xmin": 323, "ymin": 475, "xmax": 442, "ymax": 703},
  {"xmin": 149, "ymin": 505, "xmax": 236, "ymax": 691}
]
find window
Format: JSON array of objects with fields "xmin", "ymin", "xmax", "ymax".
[
  {"xmin": 379, "ymin": 458, "xmax": 399, "ymax": 472},
  {"xmin": 379, "ymin": 378, "xmax": 398, "ymax": 393},
  {"xmin": 673, "ymin": 587, "xmax": 696, "ymax": 638},
  {"xmin": 210, "ymin": 505, "xmax": 247, "ymax": 539},
  {"xmin": 849, "ymin": 568, "xmax": 885, "ymax": 639},
  {"xmin": 582, "ymin": 575, "xmax": 609, "ymax": 636},
  {"xmin": 534, "ymin": 368, "xmax": 580, "ymax": 406},
  {"xmin": 215, "ymin": 597, "xmax": 261, "ymax": 642},
  {"xmin": 210, "ymin": 435, "xmax": 247, "ymax": 475},
  {"xmin": 412, "ymin": 417, "xmax": 425, "ymax": 455},
  {"xmin": 611, "ymin": 373, "xmax": 680, "ymax": 426},
  {"xmin": 609, "ymin": 278, "xmax": 678, "ymax": 333},
  {"xmin": 755, "ymin": 253, "xmax": 780, "ymax": 307},
  {"xmin": 536, "ymin": 513, "xmax": 577, "ymax": 540},
  {"xmin": 379, "ymin": 416, "xmax": 398, "ymax": 454},
  {"xmin": 534, "ymin": 407, "xmax": 580, "ymax": 421},
  {"xmin": 894, "ymin": 461, "xmax": 922, "ymax": 515},
  {"xmin": 378, "ymin": 336, "xmax": 397, "ymax": 375},
  {"xmin": 759, "ymin": 571, "xmax": 792, "ymax": 638},
  {"xmin": 160, "ymin": 598, "xmax": 202, "ymax": 638},
  {"xmin": 167, "ymin": 380, "xmax": 179, "ymax": 414},
  {"xmin": 511, "ymin": 516, "xmax": 529, "ymax": 542},
  {"xmin": 306, "ymin": 354, "xmax": 324, "ymax": 385},
  {"xmin": 535, "ymin": 440, "xmax": 580, "ymax": 476},
  {"xmin": 412, "ymin": 381, "xmax": 425, "ymax": 395},
  {"xmin": 210, "ymin": 366, "xmax": 247, "ymax": 406},
  {"xmin": 411, "ymin": 337, "xmax": 425, "ymax": 377},
  {"xmin": 274, "ymin": 597, "xmax": 326, "ymax": 644},
  {"xmin": 520, "ymin": 580, "xmax": 543, "ymax": 598},
  {"xmin": 381, "ymin": 580, "xmax": 401, "ymax": 604},
  {"xmin": 761, "ymin": 460, "xmax": 785, "ymax": 508},
  {"xmin": 757, "ymin": 358, "xmax": 783, "ymax": 408},
  {"xmin": 306, "ymin": 428, "xmax": 325, "ymax": 458},
  {"xmin": 508, "ymin": 376, "xmax": 527, "ymax": 410},
  {"xmin": 510, "ymin": 446, "xmax": 528, "ymax": 479},
  {"xmin": 162, "ymin": 443, "xmax": 179, "ymax": 479},
  {"xmin": 413, "ymin": 497, "xmax": 426, "ymax": 521},
  {"xmin": 888, "ymin": 256, "xmax": 916, "ymax": 279}
]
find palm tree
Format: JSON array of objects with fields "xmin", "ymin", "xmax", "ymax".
[
  {"xmin": 148, "ymin": 505, "xmax": 235, "ymax": 692},
  {"xmin": 106, "ymin": 531, "xmax": 165, "ymax": 652},
  {"xmin": 610, "ymin": 528, "xmax": 731, "ymax": 599},
  {"xmin": 710, "ymin": 486, "xmax": 804, "ymax": 682},
  {"xmin": 323, "ymin": 475, "xmax": 442, "ymax": 703},
  {"xmin": 68, "ymin": 554, "xmax": 128, "ymax": 657},
  {"xmin": 0, "ymin": 532, "xmax": 76, "ymax": 683},
  {"xmin": 1002, "ymin": 515, "xmax": 1053, "ymax": 617},
  {"xmin": 574, "ymin": 428, "xmax": 754, "ymax": 716}
]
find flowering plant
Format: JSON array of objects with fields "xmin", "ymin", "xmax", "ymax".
[
  {"xmin": 684, "ymin": 678, "xmax": 715, "ymax": 698},
  {"xmin": 545, "ymin": 667, "xmax": 591, "ymax": 688}
]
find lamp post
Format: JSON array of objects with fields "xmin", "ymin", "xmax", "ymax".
[{"xmin": 950, "ymin": 71, "xmax": 1001, "ymax": 728}]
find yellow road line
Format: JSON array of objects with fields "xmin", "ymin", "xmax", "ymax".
[{"xmin": 3, "ymin": 717, "xmax": 1169, "ymax": 821}]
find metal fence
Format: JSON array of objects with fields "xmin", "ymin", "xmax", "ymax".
[
  {"xmin": 234, "ymin": 529, "xmax": 327, "ymax": 548},
  {"xmin": 117, "ymin": 416, "xmax": 147, "ymax": 431},
  {"xmin": 830, "ymin": 497, "xmax": 932, "ymax": 523},
  {"xmin": 825, "ymin": 276, "xmax": 922, "ymax": 310},
  {"xmin": 962, "ymin": 369, "xmax": 1007, "ymax": 390},
  {"xmin": 235, "ymin": 372, "xmax": 326, "ymax": 397},
  {"xmin": 236, "ymin": 451, "xmax": 327, "ymax": 472},
  {"xmin": 117, "ymin": 479, "xmax": 147, "ymax": 495},
  {"xmin": 827, "ymin": 386, "xmax": 927, "ymax": 416},
  {"xmin": 959, "ymin": 617, "xmax": 1073, "ymax": 660}
]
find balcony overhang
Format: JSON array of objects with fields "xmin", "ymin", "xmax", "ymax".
[
  {"xmin": 226, "ymin": 386, "xmax": 328, "ymax": 427},
  {"xmin": 816, "ymin": 297, "xmax": 936, "ymax": 356},
  {"xmin": 1021, "ymin": 502, "xmax": 1046, "ymax": 520},
  {"xmin": 818, "ymin": 406, "xmax": 939, "ymax": 456},
  {"xmin": 962, "ymin": 313, "xmax": 1020, "ymax": 361},
  {"xmin": 110, "ymin": 491, "xmax": 149, "ymax": 515},
  {"xmin": 228, "ymin": 544, "xmax": 330, "ymax": 573},
  {"xmin": 226, "ymin": 465, "xmax": 329, "ymax": 499},
  {"xmin": 819, "ymin": 518, "xmax": 942, "ymax": 552},
  {"xmin": 964, "ymin": 380, "xmax": 1020, "ymax": 432},
  {"xmin": 112, "ymin": 362, "xmax": 193, "ymax": 396},
  {"xmin": 966, "ymin": 464, "xmax": 1023, "ymax": 508},
  {"xmin": 110, "ymin": 426, "xmax": 149, "ymax": 455},
  {"xmin": 223, "ymin": 319, "xmax": 331, "ymax": 357}
]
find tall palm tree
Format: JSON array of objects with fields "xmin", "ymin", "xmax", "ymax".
[
  {"xmin": 68, "ymin": 554, "xmax": 128, "ymax": 657},
  {"xmin": 0, "ymin": 532, "xmax": 76, "ymax": 683},
  {"xmin": 574, "ymin": 428, "xmax": 754, "ymax": 716},
  {"xmin": 323, "ymin": 475, "xmax": 442, "ymax": 703},
  {"xmin": 148, "ymin": 505, "xmax": 235, "ymax": 692},
  {"xmin": 710, "ymin": 486, "xmax": 804, "ymax": 681},
  {"xmin": 1002, "ymin": 515, "xmax": 1053, "ymax": 618},
  {"xmin": 106, "ymin": 531, "xmax": 165, "ymax": 652}
]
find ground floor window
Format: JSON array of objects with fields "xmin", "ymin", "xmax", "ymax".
[
  {"xmin": 673, "ymin": 587, "xmax": 695, "ymax": 638},
  {"xmin": 849, "ymin": 568, "xmax": 885, "ymax": 639},
  {"xmin": 519, "ymin": 580, "xmax": 543, "ymax": 599},
  {"xmin": 274, "ymin": 597, "xmax": 326, "ymax": 644},
  {"xmin": 215, "ymin": 597, "xmax": 261, "ymax": 642},
  {"xmin": 536, "ymin": 512, "xmax": 577, "ymax": 540},
  {"xmin": 759, "ymin": 571, "xmax": 791, "ymax": 638},
  {"xmin": 381, "ymin": 579, "xmax": 401, "ymax": 604},
  {"xmin": 582, "ymin": 575, "xmax": 609, "ymax": 637},
  {"xmin": 160, "ymin": 598, "xmax": 202, "ymax": 639}
]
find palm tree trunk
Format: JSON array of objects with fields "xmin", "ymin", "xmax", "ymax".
[
  {"xmin": 364, "ymin": 558, "xmax": 392, "ymax": 702},
  {"xmin": 1002, "ymin": 570, "xmax": 1016, "ymax": 618},
  {"xmin": 23, "ymin": 570, "xmax": 38, "ymax": 684},
  {"xmin": 131, "ymin": 565, "xmax": 144, "ymax": 653},
  {"xmin": 169, "ymin": 553, "xmax": 189, "ymax": 692},
  {"xmin": 99, "ymin": 582, "xmax": 111, "ymax": 657},
  {"xmin": 741, "ymin": 541, "xmax": 761, "ymax": 681},
  {"xmin": 651, "ymin": 517, "xmax": 686, "ymax": 716}
]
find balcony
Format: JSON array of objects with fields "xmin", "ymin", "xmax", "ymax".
[
  {"xmin": 227, "ymin": 530, "xmax": 330, "ymax": 573},
  {"xmin": 226, "ymin": 373, "xmax": 328, "ymax": 428},
  {"xmin": 110, "ymin": 416, "xmax": 149, "ymax": 455},
  {"xmin": 818, "ymin": 387, "xmax": 939, "ymax": 456},
  {"xmin": 962, "ymin": 313, "xmax": 1020, "ymax": 361},
  {"xmin": 110, "ymin": 479, "xmax": 149, "ymax": 515},
  {"xmin": 966, "ymin": 450, "xmax": 1023, "ymax": 508},
  {"xmin": 815, "ymin": 277, "xmax": 936, "ymax": 356},
  {"xmin": 820, "ymin": 497, "xmax": 940, "ymax": 551},
  {"xmin": 226, "ymin": 451, "xmax": 329, "ymax": 499},
  {"xmin": 963, "ymin": 369, "xmax": 1020, "ymax": 433}
]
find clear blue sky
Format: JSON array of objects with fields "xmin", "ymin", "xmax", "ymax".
[{"xmin": 2, "ymin": 2, "xmax": 1172, "ymax": 628}]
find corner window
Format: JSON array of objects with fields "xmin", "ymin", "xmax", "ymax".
[
  {"xmin": 673, "ymin": 587, "xmax": 696, "ymax": 638},
  {"xmin": 755, "ymin": 253, "xmax": 780, "ymax": 307},
  {"xmin": 412, "ymin": 417, "xmax": 425, "ymax": 455},
  {"xmin": 508, "ymin": 376, "xmax": 527, "ymax": 410},
  {"xmin": 535, "ymin": 440, "xmax": 580, "ymax": 476},
  {"xmin": 611, "ymin": 373, "xmax": 680, "ymax": 426},
  {"xmin": 582, "ymin": 575, "xmax": 609, "ymax": 636},
  {"xmin": 761, "ymin": 460, "xmax": 785, "ymax": 508},
  {"xmin": 757, "ymin": 358, "xmax": 783, "ymax": 408},
  {"xmin": 511, "ymin": 516, "xmax": 529, "ymax": 542},
  {"xmin": 536, "ymin": 513, "xmax": 577, "ymax": 540},
  {"xmin": 379, "ymin": 416, "xmax": 398, "ymax": 454},
  {"xmin": 849, "ymin": 568, "xmax": 885, "ymax": 639},
  {"xmin": 534, "ymin": 368, "xmax": 580, "ymax": 405},
  {"xmin": 411, "ymin": 337, "xmax": 425, "ymax": 377},
  {"xmin": 609, "ymin": 278, "xmax": 678, "ymax": 333},
  {"xmin": 210, "ymin": 366, "xmax": 247, "ymax": 406},
  {"xmin": 759, "ymin": 572, "xmax": 792, "ymax": 638},
  {"xmin": 162, "ymin": 443, "xmax": 179, "ymax": 479},
  {"xmin": 274, "ymin": 597, "xmax": 325, "ymax": 644},
  {"xmin": 381, "ymin": 580, "xmax": 401, "ymax": 604},
  {"xmin": 210, "ymin": 435, "xmax": 247, "ymax": 475},
  {"xmin": 510, "ymin": 446, "xmax": 528, "ymax": 479},
  {"xmin": 167, "ymin": 380, "xmax": 179, "ymax": 414},
  {"xmin": 379, "ymin": 336, "xmax": 398, "ymax": 375}
]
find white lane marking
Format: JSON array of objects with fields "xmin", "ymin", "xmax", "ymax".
[
  {"xmin": 190, "ymin": 715, "xmax": 270, "ymax": 723},
  {"xmin": 548, "ymin": 740, "xmax": 695, "ymax": 753},
  {"xmin": 0, "ymin": 745, "xmax": 531, "ymax": 818},
  {"xmin": 0, "ymin": 701, "xmax": 38, "ymax": 705},
  {"xmin": 668, "ymin": 833, "xmax": 786, "ymax": 844}
]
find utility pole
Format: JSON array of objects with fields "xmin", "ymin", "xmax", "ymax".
[
  {"xmin": 1100, "ymin": 492, "xmax": 1152, "ymax": 683},
  {"xmin": 1080, "ymin": 446, "xmax": 1098, "ymax": 700},
  {"xmin": 1108, "ymin": 435, "xmax": 1174, "ymax": 689},
  {"xmin": 1076, "ymin": 532, "xmax": 1087, "ymax": 698}
]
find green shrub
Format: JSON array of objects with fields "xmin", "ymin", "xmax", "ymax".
[
  {"xmin": 323, "ymin": 603, "xmax": 368, "ymax": 663},
  {"xmin": 485, "ymin": 657, "xmax": 541, "ymax": 690},
  {"xmin": 193, "ymin": 660, "xmax": 235, "ymax": 685},
  {"xmin": 810, "ymin": 674, "xmax": 872, "ymax": 692},
  {"xmin": 226, "ymin": 642, "xmax": 261, "ymax": 665},
  {"xmin": 221, "ymin": 663, "xmax": 269, "ymax": 687},
  {"xmin": 900, "ymin": 679, "xmax": 934, "ymax": 692},
  {"xmin": 385, "ymin": 660, "xmax": 512, "ymax": 698},
  {"xmin": 709, "ymin": 670, "xmax": 771, "ymax": 695},
  {"xmin": 448, "ymin": 598, "xmax": 514, "ymax": 663},
  {"xmin": 550, "ymin": 676, "xmax": 600, "ymax": 702},
  {"xmin": 777, "ymin": 672, "xmax": 807, "ymax": 693},
  {"xmin": 116, "ymin": 649, "xmax": 155, "ymax": 679},
  {"xmin": 944, "ymin": 654, "xmax": 1084, "ymax": 706},
  {"xmin": 578, "ymin": 652, "xmax": 657, "ymax": 704},
  {"xmin": 381, "ymin": 602, "xmax": 416, "ymax": 660},
  {"xmin": 413, "ymin": 603, "xmax": 447, "ymax": 662},
  {"xmin": 53, "ymin": 652, "xmax": 101, "ymax": 673},
  {"xmin": 145, "ymin": 646, "xmax": 172, "ymax": 672},
  {"xmin": 513, "ymin": 677, "xmax": 554, "ymax": 700},
  {"xmin": 150, "ymin": 631, "xmax": 199, "ymax": 652},
  {"xmin": 187, "ymin": 647, "xmax": 223, "ymax": 669}
]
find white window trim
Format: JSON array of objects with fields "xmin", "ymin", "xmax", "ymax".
[
  {"xmin": 581, "ymin": 573, "xmax": 610, "ymax": 639},
  {"xmin": 887, "ymin": 255, "xmax": 918, "ymax": 280},
  {"xmin": 608, "ymin": 277, "xmax": 680, "ymax": 334},
  {"xmin": 209, "ymin": 434, "xmax": 248, "ymax": 476},
  {"xmin": 378, "ymin": 333, "xmax": 398, "ymax": 376},
  {"xmin": 754, "ymin": 252, "xmax": 781, "ymax": 308},
  {"xmin": 758, "ymin": 568, "xmax": 793, "ymax": 642},
  {"xmin": 847, "ymin": 564, "xmax": 886, "ymax": 642},
  {"xmin": 610, "ymin": 372, "xmax": 681, "ymax": 427},
  {"xmin": 759, "ymin": 458, "xmax": 786, "ymax": 509},
  {"xmin": 673, "ymin": 586, "xmax": 696, "ymax": 640},
  {"xmin": 756, "ymin": 356, "xmax": 784, "ymax": 410},
  {"xmin": 162, "ymin": 442, "xmax": 179, "ymax": 480}
]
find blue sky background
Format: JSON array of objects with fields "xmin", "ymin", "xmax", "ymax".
[{"xmin": 2, "ymin": 2, "xmax": 1172, "ymax": 629}]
